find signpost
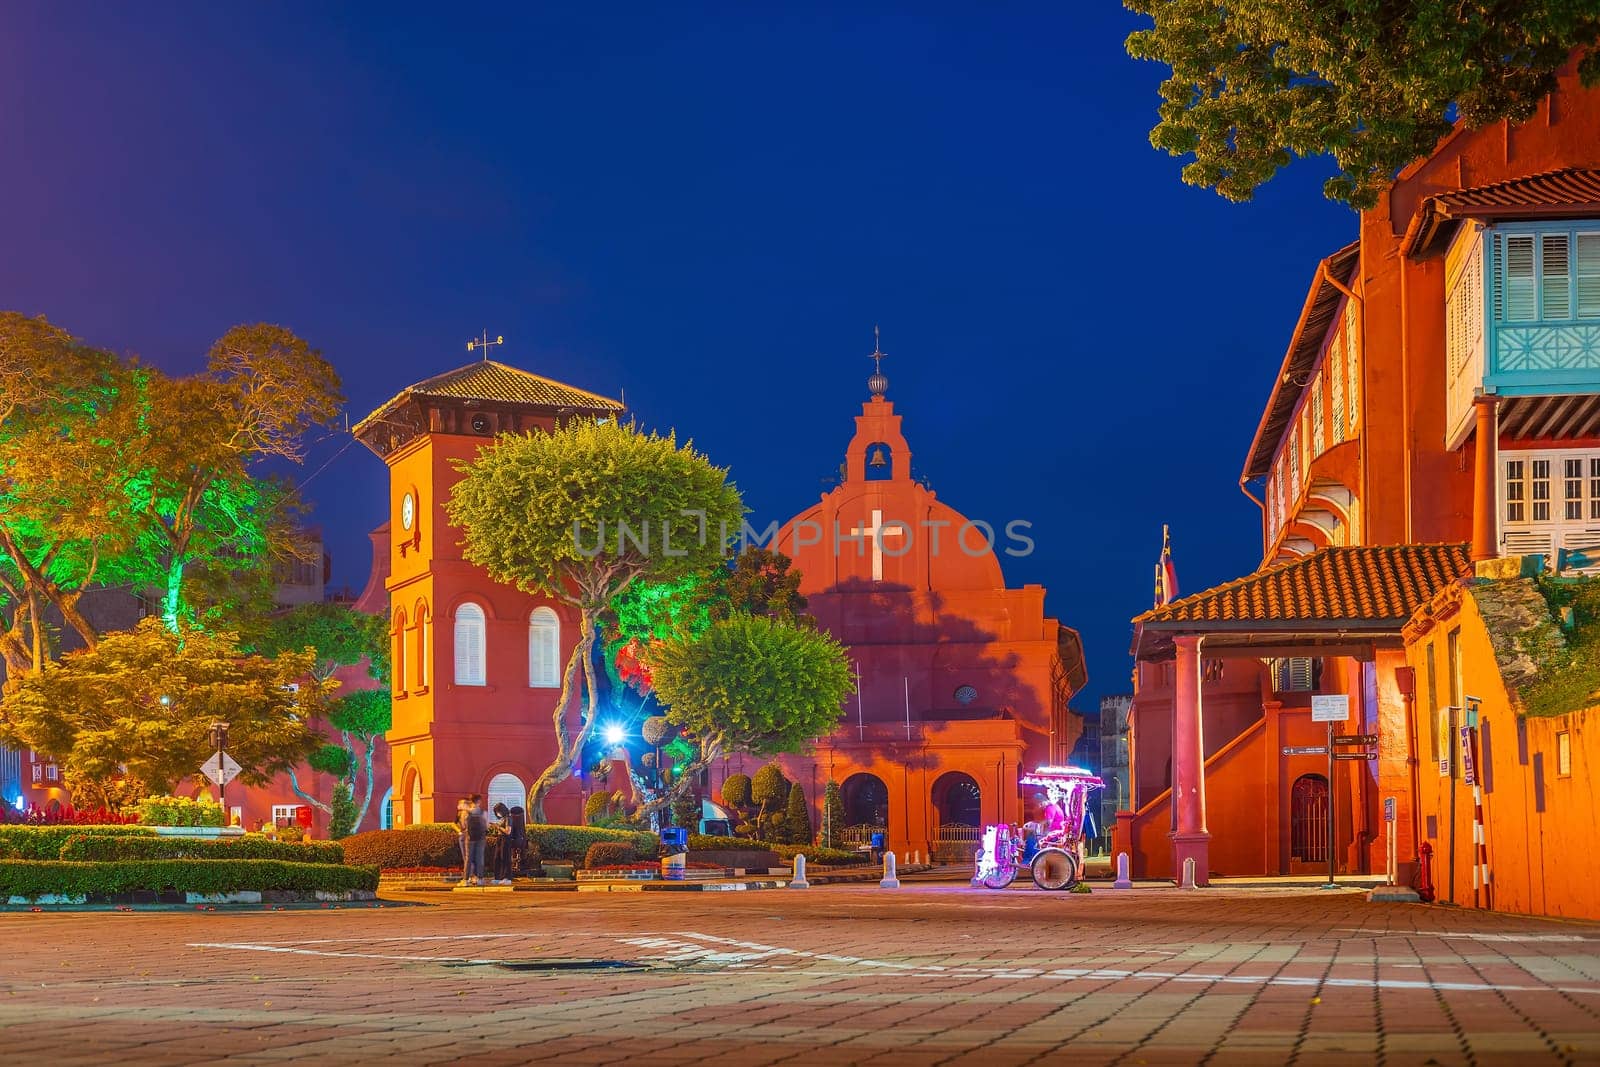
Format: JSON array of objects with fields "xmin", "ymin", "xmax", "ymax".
[
  {"xmin": 1384, "ymin": 796, "xmax": 1398, "ymax": 885},
  {"xmin": 198, "ymin": 751, "xmax": 241, "ymax": 787},
  {"xmin": 1310, "ymin": 695, "xmax": 1349, "ymax": 889}
]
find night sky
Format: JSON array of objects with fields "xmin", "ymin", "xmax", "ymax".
[{"xmin": 3, "ymin": 4, "xmax": 1354, "ymax": 712}]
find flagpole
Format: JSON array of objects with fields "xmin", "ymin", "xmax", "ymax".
[
  {"xmin": 856, "ymin": 660, "xmax": 864, "ymax": 740},
  {"xmin": 904, "ymin": 676, "xmax": 911, "ymax": 740}
]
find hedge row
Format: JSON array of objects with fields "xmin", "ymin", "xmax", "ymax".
[
  {"xmin": 341, "ymin": 824, "xmax": 659, "ymax": 868},
  {"xmin": 0, "ymin": 825, "xmax": 154, "ymax": 861},
  {"xmin": 0, "ymin": 859, "xmax": 379, "ymax": 897},
  {"xmin": 58, "ymin": 835, "xmax": 344, "ymax": 865},
  {"xmin": 686, "ymin": 834, "xmax": 866, "ymax": 866}
]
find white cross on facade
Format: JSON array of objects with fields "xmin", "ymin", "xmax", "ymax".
[{"xmin": 851, "ymin": 508, "xmax": 905, "ymax": 582}]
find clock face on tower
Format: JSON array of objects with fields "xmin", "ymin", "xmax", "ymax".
[{"xmin": 401, "ymin": 492, "xmax": 416, "ymax": 531}]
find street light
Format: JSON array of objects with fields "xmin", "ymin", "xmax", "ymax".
[{"xmin": 603, "ymin": 723, "xmax": 625, "ymax": 747}]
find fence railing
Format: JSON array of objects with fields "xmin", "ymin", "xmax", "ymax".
[{"xmin": 933, "ymin": 823, "xmax": 980, "ymax": 864}]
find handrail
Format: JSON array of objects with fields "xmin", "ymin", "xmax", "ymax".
[{"xmin": 1130, "ymin": 716, "xmax": 1268, "ymax": 821}]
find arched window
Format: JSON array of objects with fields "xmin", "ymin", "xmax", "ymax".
[
  {"xmin": 414, "ymin": 602, "xmax": 430, "ymax": 690},
  {"xmin": 391, "ymin": 609, "xmax": 408, "ymax": 697},
  {"xmin": 486, "ymin": 772, "xmax": 525, "ymax": 815},
  {"xmin": 379, "ymin": 788, "xmax": 393, "ymax": 830},
  {"xmin": 407, "ymin": 772, "xmax": 423, "ymax": 826},
  {"xmin": 454, "ymin": 602, "xmax": 487, "ymax": 686},
  {"xmin": 529, "ymin": 607, "xmax": 560, "ymax": 688}
]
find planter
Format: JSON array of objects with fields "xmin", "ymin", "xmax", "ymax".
[
  {"xmin": 541, "ymin": 862, "xmax": 576, "ymax": 880},
  {"xmin": 148, "ymin": 826, "xmax": 246, "ymax": 839},
  {"xmin": 577, "ymin": 869, "xmax": 658, "ymax": 882}
]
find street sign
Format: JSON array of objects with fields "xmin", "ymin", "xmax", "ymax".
[
  {"xmin": 1335, "ymin": 752, "xmax": 1378, "ymax": 761},
  {"xmin": 1282, "ymin": 746, "xmax": 1328, "ymax": 756},
  {"xmin": 1384, "ymin": 797, "xmax": 1397, "ymax": 823},
  {"xmin": 1334, "ymin": 734, "xmax": 1378, "ymax": 747},
  {"xmin": 199, "ymin": 752, "xmax": 242, "ymax": 786},
  {"xmin": 1459, "ymin": 724, "xmax": 1476, "ymax": 786},
  {"xmin": 1311, "ymin": 694, "xmax": 1351, "ymax": 723}
]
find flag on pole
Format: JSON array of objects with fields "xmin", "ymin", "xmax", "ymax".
[{"xmin": 1154, "ymin": 525, "xmax": 1178, "ymax": 607}]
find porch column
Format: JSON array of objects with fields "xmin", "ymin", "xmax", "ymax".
[
  {"xmin": 1171, "ymin": 634, "xmax": 1210, "ymax": 885},
  {"xmin": 1471, "ymin": 396, "xmax": 1500, "ymax": 563}
]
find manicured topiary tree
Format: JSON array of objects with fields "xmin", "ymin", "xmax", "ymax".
[
  {"xmin": 671, "ymin": 790, "xmax": 700, "ymax": 832},
  {"xmin": 751, "ymin": 762, "xmax": 790, "ymax": 841},
  {"xmin": 820, "ymin": 780, "xmax": 847, "ymax": 849},
  {"xmin": 784, "ymin": 783, "xmax": 813, "ymax": 847},
  {"xmin": 721, "ymin": 774, "xmax": 751, "ymax": 811}
]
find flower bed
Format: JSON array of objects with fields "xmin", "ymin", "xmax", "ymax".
[{"xmin": 0, "ymin": 859, "xmax": 380, "ymax": 903}]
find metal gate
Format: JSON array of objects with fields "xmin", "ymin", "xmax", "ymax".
[
  {"xmin": 933, "ymin": 823, "xmax": 980, "ymax": 863},
  {"xmin": 1290, "ymin": 774, "xmax": 1329, "ymax": 863},
  {"xmin": 839, "ymin": 824, "xmax": 887, "ymax": 850}
]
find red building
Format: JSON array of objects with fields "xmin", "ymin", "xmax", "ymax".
[{"xmin": 714, "ymin": 358, "xmax": 1088, "ymax": 861}]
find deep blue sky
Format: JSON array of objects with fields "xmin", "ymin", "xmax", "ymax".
[{"xmin": 2, "ymin": 4, "xmax": 1354, "ymax": 713}]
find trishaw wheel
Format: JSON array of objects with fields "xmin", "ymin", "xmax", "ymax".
[
  {"xmin": 981, "ymin": 864, "xmax": 1017, "ymax": 890},
  {"xmin": 1030, "ymin": 848, "xmax": 1078, "ymax": 891}
]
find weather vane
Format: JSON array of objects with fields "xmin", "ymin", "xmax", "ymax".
[
  {"xmin": 870, "ymin": 324, "xmax": 886, "ymax": 375},
  {"xmin": 467, "ymin": 330, "xmax": 504, "ymax": 361}
]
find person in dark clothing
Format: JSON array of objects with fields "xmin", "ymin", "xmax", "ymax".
[
  {"xmin": 508, "ymin": 805, "xmax": 528, "ymax": 878},
  {"xmin": 464, "ymin": 794, "xmax": 488, "ymax": 885},
  {"xmin": 491, "ymin": 803, "xmax": 513, "ymax": 884}
]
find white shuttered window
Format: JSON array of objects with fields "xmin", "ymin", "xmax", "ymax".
[
  {"xmin": 528, "ymin": 607, "xmax": 561, "ymax": 688},
  {"xmin": 454, "ymin": 602, "xmax": 487, "ymax": 687}
]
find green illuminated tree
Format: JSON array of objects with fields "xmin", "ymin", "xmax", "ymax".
[
  {"xmin": 126, "ymin": 325, "xmax": 341, "ymax": 630},
  {"xmin": 241, "ymin": 602, "xmax": 390, "ymax": 830},
  {"xmin": 446, "ymin": 419, "xmax": 744, "ymax": 821},
  {"xmin": 0, "ymin": 314, "xmax": 143, "ymax": 680},
  {"xmin": 642, "ymin": 614, "xmax": 854, "ymax": 826},
  {"xmin": 1124, "ymin": 1, "xmax": 1600, "ymax": 207},
  {"xmin": 0, "ymin": 617, "xmax": 324, "ymax": 809}
]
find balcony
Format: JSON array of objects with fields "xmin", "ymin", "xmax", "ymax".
[{"xmin": 1445, "ymin": 221, "xmax": 1600, "ymax": 449}]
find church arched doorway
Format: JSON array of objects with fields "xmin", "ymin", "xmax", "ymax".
[
  {"xmin": 840, "ymin": 772, "xmax": 888, "ymax": 849},
  {"xmin": 931, "ymin": 771, "xmax": 982, "ymax": 862},
  {"xmin": 404, "ymin": 769, "xmax": 424, "ymax": 827},
  {"xmin": 1290, "ymin": 774, "xmax": 1329, "ymax": 866}
]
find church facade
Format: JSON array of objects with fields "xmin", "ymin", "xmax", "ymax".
[{"xmin": 720, "ymin": 364, "xmax": 1088, "ymax": 861}]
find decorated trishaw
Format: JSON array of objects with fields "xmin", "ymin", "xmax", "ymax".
[{"xmin": 974, "ymin": 765, "xmax": 1104, "ymax": 890}]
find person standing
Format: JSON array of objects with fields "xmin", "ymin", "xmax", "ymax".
[
  {"xmin": 491, "ymin": 803, "xmax": 514, "ymax": 884},
  {"xmin": 456, "ymin": 797, "xmax": 471, "ymax": 884},
  {"xmin": 464, "ymin": 794, "xmax": 488, "ymax": 886}
]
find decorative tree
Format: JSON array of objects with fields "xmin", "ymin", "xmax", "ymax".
[
  {"xmin": 240, "ymin": 602, "xmax": 390, "ymax": 829},
  {"xmin": 0, "ymin": 617, "xmax": 323, "ymax": 809},
  {"xmin": 710, "ymin": 546, "xmax": 812, "ymax": 626},
  {"xmin": 784, "ymin": 783, "xmax": 813, "ymax": 847},
  {"xmin": 446, "ymin": 420, "xmax": 743, "ymax": 821},
  {"xmin": 820, "ymin": 780, "xmax": 847, "ymax": 849},
  {"xmin": 1124, "ymin": 1, "xmax": 1600, "ymax": 207},
  {"xmin": 751, "ymin": 762, "xmax": 791, "ymax": 840},
  {"xmin": 671, "ymin": 789, "xmax": 701, "ymax": 832},
  {"xmin": 329, "ymin": 782, "xmax": 358, "ymax": 840},
  {"xmin": 721, "ymin": 773, "xmax": 752, "ymax": 812},
  {"xmin": 643, "ymin": 614, "xmax": 854, "ymax": 828}
]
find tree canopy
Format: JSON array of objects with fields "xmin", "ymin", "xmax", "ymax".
[
  {"xmin": 0, "ymin": 618, "xmax": 324, "ymax": 809},
  {"xmin": 1124, "ymin": 1, "xmax": 1600, "ymax": 207},
  {"xmin": 445, "ymin": 419, "xmax": 744, "ymax": 819}
]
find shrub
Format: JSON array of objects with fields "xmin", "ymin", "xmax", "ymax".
[
  {"xmin": 751, "ymin": 763, "xmax": 789, "ymax": 812},
  {"xmin": 329, "ymin": 783, "xmax": 358, "ymax": 840},
  {"xmin": 684, "ymin": 835, "xmax": 864, "ymax": 866},
  {"xmin": 0, "ymin": 825, "xmax": 154, "ymax": 861},
  {"xmin": 135, "ymin": 795, "xmax": 226, "ymax": 828},
  {"xmin": 339, "ymin": 823, "xmax": 657, "ymax": 869},
  {"xmin": 640, "ymin": 715, "xmax": 676, "ymax": 746},
  {"xmin": 721, "ymin": 774, "xmax": 751, "ymax": 810},
  {"xmin": 341, "ymin": 826, "xmax": 462, "ymax": 870},
  {"xmin": 0, "ymin": 859, "xmax": 379, "ymax": 899},
  {"xmin": 773, "ymin": 844, "xmax": 864, "ymax": 866},
  {"xmin": 584, "ymin": 842, "xmax": 637, "ymax": 868},
  {"xmin": 1, "ymin": 805, "xmax": 138, "ymax": 826},
  {"xmin": 670, "ymin": 791, "xmax": 700, "ymax": 831},
  {"xmin": 784, "ymin": 783, "xmax": 812, "ymax": 846},
  {"xmin": 58, "ymin": 834, "xmax": 344, "ymax": 864}
]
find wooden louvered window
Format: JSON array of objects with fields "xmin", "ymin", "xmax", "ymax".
[
  {"xmin": 1343, "ymin": 302, "xmax": 1360, "ymax": 431},
  {"xmin": 1542, "ymin": 234, "xmax": 1571, "ymax": 320},
  {"xmin": 1329, "ymin": 334, "xmax": 1345, "ymax": 445},
  {"xmin": 1579, "ymin": 234, "xmax": 1600, "ymax": 319},
  {"xmin": 1310, "ymin": 373, "xmax": 1325, "ymax": 455},
  {"xmin": 1497, "ymin": 234, "xmax": 1538, "ymax": 322},
  {"xmin": 528, "ymin": 607, "xmax": 561, "ymax": 688},
  {"xmin": 454, "ymin": 602, "xmax": 487, "ymax": 687}
]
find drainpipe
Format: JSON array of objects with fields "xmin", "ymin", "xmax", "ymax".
[{"xmin": 1239, "ymin": 479, "xmax": 1267, "ymax": 557}]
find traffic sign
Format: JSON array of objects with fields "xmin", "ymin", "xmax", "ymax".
[
  {"xmin": 1384, "ymin": 797, "xmax": 1396, "ymax": 823},
  {"xmin": 1282, "ymin": 746, "xmax": 1328, "ymax": 756},
  {"xmin": 1311, "ymin": 694, "xmax": 1351, "ymax": 723},
  {"xmin": 199, "ymin": 752, "xmax": 242, "ymax": 786},
  {"xmin": 1335, "ymin": 752, "xmax": 1378, "ymax": 761},
  {"xmin": 1460, "ymin": 724, "xmax": 1476, "ymax": 786},
  {"xmin": 1335, "ymin": 733, "xmax": 1378, "ymax": 746}
]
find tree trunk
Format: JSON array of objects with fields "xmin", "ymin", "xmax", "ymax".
[
  {"xmin": 526, "ymin": 611, "xmax": 596, "ymax": 822},
  {"xmin": 352, "ymin": 733, "xmax": 378, "ymax": 830},
  {"xmin": 635, "ymin": 737, "xmax": 722, "ymax": 824},
  {"xmin": 285, "ymin": 765, "xmax": 333, "ymax": 815},
  {"xmin": 161, "ymin": 558, "xmax": 185, "ymax": 632}
]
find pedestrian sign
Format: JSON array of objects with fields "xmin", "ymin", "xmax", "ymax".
[{"xmin": 199, "ymin": 752, "xmax": 242, "ymax": 786}]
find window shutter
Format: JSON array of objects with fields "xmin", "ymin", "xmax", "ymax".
[
  {"xmin": 529, "ymin": 608, "xmax": 560, "ymax": 688},
  {"xmin": 1343, "ymin": 302, "xmax": 1360, "ymax": 431},
  {"xmin": 455, "ymin": 604, "xmax": 486, "ymax": 687},
  {"xmin": 1542, "ymin": 234, "xmax": 1571, "ymax": 319},
  {"xmin": 1577, "ymin": 234, "xmax": 1600, "ymax": 319},
  {"xmin": 1500, "ymin": 234, "xmax": 1536, "ymax": 321}
]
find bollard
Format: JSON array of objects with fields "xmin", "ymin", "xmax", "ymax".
[
  {"xmin": 790, "ymin": 853, "xmax": 810, "ymax": 889},
  {"xmin": 880, "ymin": 850, "xmax": 901, "ymax": 889},
  {"xmin": 1113, "ymin": 851, "xmax": 1133, "ymax": 890},
  {"xmin": 1179, "ymin": 856, "xmax": 1198, "ymax": 890}
]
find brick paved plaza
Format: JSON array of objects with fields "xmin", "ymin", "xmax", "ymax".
[{"xmin": 3, "ymin": 885, "xmax": 1600, "ymax": 1065}]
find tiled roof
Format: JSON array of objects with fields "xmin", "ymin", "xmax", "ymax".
[
  {"xmin": 408, "ymin": 360, "xmax": 623, "ymax": 411},
  {"xmin": 1134, "ymin": 544, "xmax": 1471, "ymax": 628},
  {"xmin": 1406, "ymin": 168, "xmax": 1600, "ymax": 256}
]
